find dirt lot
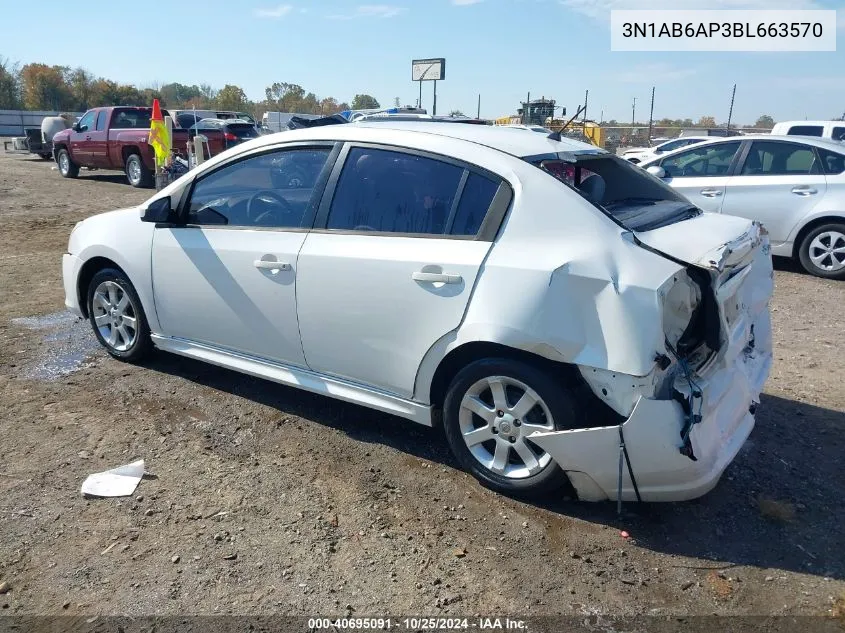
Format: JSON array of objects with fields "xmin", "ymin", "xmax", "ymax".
[{"xmin": 0, "ymin": 150, "xmax": 844, "ymax": 620}]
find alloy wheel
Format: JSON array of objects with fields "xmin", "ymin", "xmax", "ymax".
[
  {"xmin": 91, "ymin": 280, "xmax": 138, "ymax": 352},
  {"xmin": 458, "ymin": 376, "xmax": 555, "ymax": 479},
  {"xmin": 808, "ymin": 230, "xmax": 845, "ymax": 272}
]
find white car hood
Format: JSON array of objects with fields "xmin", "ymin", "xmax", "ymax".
[{"xmin": 633, "ymin": 212, "xmax": 763, "ymax": 272}]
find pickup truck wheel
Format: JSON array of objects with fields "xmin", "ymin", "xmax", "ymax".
[
  {"xmin": 125, "ymin": 153, "xmax": 153, "ymax": 188},
  {"xmin": 86, "ymin": 268, "xmax": 152, "ymax": 362},
  {"xmin": 798, "ymin": 223, "xmax": 845, "ymax": 280},
  {"xmin": 57, "ymin": 149, "xmax": 79, "ymax": 178},
  {"xmin": 442, "ymin": 358, "xmax": 574, "ymax": 498}
]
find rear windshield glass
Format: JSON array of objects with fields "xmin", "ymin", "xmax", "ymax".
[
  {"xmin": 529, "ymin": 153, "xmax": 700, "ymax": 232},
  {"xmin": 110, "ymin": 108, "xmax": 161, "ymax": 129},
  {"xmin": 227, "ymin": 123, "xmax": 258, "ymax": 138}
]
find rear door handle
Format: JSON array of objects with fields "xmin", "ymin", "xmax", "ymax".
[
  {"xmin": 700, "ymin": 189, "xmax": 723, "ymax": 197},
  {"xmin": 254, "ymin": 259, "xmax": 291, "ymax": 271},
  {"xmin": 791, "ymin": 186, "xmax": 817, "ymax": 196},
  {"xmin": 412, "ymin": 271, "xmax": 462, "ymax": 284},
  {"xmin": 85, "ymin": 136, "xmax": 92, "ymax": 141}
]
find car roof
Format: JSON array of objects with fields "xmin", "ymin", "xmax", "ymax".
[
  {"xmin": 773, "ymin": 120, "xmax": 843, "ymax": 127},
  {"xmin": 350, "ymin": 120, "xmax": 601, "ymax": 157}
]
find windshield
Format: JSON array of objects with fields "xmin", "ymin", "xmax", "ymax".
[
  {"xmin": 111, "ymin": 108, "xmax": 161, "ymax": 129},
  {"xmin": 529, "ymin": 153, "xmax": 701, "ymax": 232}
]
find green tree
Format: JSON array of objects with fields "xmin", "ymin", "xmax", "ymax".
[
  {"xmin": 449, "ymin": 109, "xmax": 466, "ymax": 117},
  {"xmin": 160, "ymin": 82, "xmax": 202, "ymax": 107},
  {"xmin": 754, "ymin": 114, "xmax": 775, "ymax": 129},
  {"xmin": 351, "ymin": 94, "xmax": 380, "ymax": 110},
  {"xmin": 0, "ymin": 57, "xmax": 20, "ymax": 109},
  {"xmin": 67, "ymin": 67, "xmax": 94, "ymax": 110},
  {"xmin": 264, "ymin": 82, "xmax": 308, "ymax": 112},
  {"xmin": 216, "ymin": 84, "xmax": 249, "ymax": 111},
  {"xmin": 19, "ymin": 63, "xmax": 73, "ymax": 110}
]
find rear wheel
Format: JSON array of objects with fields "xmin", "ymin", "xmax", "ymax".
[
  {"xmin": 125, "ymin": 153, "xmax": 153, "ymax": 188},
  {"xmin": 86, "ymin": 268, "xmax": 152, "ymax": 362},
  {"xmin": 442, "ymin": 358, "xmax": 575, "ymax": 497},
  {"xmin": 57, "ymin": 149, "xmax": 79, "ymax": 178},
  {"xmin": 797, "ymin": 222, "xmax": 845, "ymax": 280}
]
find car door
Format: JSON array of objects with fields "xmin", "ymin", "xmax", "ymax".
[
  {"xmin": 295, "ymin": 144, "xmax": 508, "ymax": 398},
  {"xmin": 655, "ymin": 140, "xmax": 743, "ymax": 212},
  {"xmin": 151, "ymin": 143, "xmax": 339, "ymax": 366},
  {"xmin": 69, "ymin": 110, "xmax": 97, "ymax": 162},
  {"xmin": 89, "ymin": 110, "xmax": 110, "ymax": 167},
  {"xmin": 719, "ymin": 140, "xmax": 828, "ymax": 244}
]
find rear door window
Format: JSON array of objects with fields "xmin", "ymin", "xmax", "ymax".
[
  {"xmin": 787, "ymin": 125, "xmax": 824, "ymax": 137},
  {"xmin": 659, "ymin": 141, "xmax": 741, "ymax": 177},
  {"xmin": 832, "ymin": 127, "xmax": 845, "ymax": 141},
  {"xmin": 326, "ymin": 147, "xmax": 496, "ymax": 237},
  {"xmin": 740, "ymin": 141, "xmax": 819, "ymax": 175},
  {"xmin": 818, "ymin": 148, "xmax": 845, "ymax": 175}
]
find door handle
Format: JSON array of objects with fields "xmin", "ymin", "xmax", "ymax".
[
  {"xmin": 412, "ymin": 271, "xmax": 462, "ymax": 284},
  {"xmin": 85, "ymin": 136, "xmax": 92, "ymax": 140},
  {"xmin": 791, "ymin": 187, "xmax": 817, "ymax": 196},
  {"xmin": 700, "ymin": 189, "xmax": 723, "ymax": 197},
  {"xmin": 254, "ymin": 260, "xmax": 291, "ymax": 271}
]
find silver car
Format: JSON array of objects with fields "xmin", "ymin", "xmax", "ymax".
[{"xmin": 641, "ymin": 135, "xmax": 845, "ymax": 279}]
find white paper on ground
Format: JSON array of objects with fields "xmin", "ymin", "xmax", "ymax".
[{"xmin": 80, "ymin": 459, "xmax": 145, "ymax": 497}]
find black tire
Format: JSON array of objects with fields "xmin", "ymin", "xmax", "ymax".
[
  {"xmin": 86, "ymin": 268, "xmax": 152, "ymax": 362},
  {"xmin": 39, "ymin": 153, "xmax": 52, "ymax": 160},
  {"xmin": 797, "ymin": 222, "xmax": 845, "ymax": 280},
  {"xmin": 442, "ymin": 357, "xmax": 576, "ymax": 497},
  {"xmin": 125, "ymin": 153, "xmax": 153, "ymax": 188},
  {"xmin": 56, "ymin": 148, "xmax": 79, "ymax": 178}
]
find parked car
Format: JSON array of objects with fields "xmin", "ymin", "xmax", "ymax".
[
  {"xmin": 621, "ymin": 136, "xmax": 710, "ymax": 164},
  {"xmin": 770, "ymin": 120, "xmax": 845, "ymax": 141},
  {"xmin": 187, "ymin": 118, "xmax": 260, "ymax": 156},
  {"xmin": 62, "ymin": 122, "xmax": 773, "ymax": 501},
  {"xmin": 641, "ymin": 135, "xmax": 845, "ymax": 279},
  {"xmin": 52, "ymin": 106, "xmax": 190, "ymax": 188},
  {"xmin": 171, "ymin": 110, "xmax": 257, "ymax": 128}
]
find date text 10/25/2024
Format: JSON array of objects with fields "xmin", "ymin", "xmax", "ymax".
[{"xmin": 307, "ymin": 617, "xmax": 528, "ymax": 630}]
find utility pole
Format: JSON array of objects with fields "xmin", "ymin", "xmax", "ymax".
[
  {"xmin": 647, "ymin": 86, "xmax": 655, "ymax": 142},
  {"xmin": 433, "ymin": 80, "xmax": 437, "ymax": 116},
  {"xmin": 726, "ymin": 83, "xmax": 736, "ymax": 132},
  {"xmin": 477, "ymin": 94, "xmax": 481, "ymax": 119},
  {"xmin": 631, "ymin": 97, "xmax": 637, "ymax": 130},
  {"xmin": 524, "ymin": 91, "xmax": 530, "ymax": 124},
  {"xmin": 600, "ymin": 107, "xmax": 604, "ymax": 124},
  {"xmin": 583, "ymin": 89, "xmax": 589, "ymax": 125}
]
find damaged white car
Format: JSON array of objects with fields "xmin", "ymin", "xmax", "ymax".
[{"xmin": 62, "ymin": 121, "xmax": 773, "ymax": 501}]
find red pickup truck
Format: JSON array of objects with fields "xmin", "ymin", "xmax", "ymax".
[{"xmin": 52, "ymin": 106, "xmax": 191, "ymax": 188}]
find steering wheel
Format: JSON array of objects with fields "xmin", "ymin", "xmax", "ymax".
[{"xmin": 246, "ymin": 190, "xmax": 296, "ymax": 226}]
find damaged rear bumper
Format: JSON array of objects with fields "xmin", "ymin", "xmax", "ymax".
[{"xmin": 530, "ymin": 231, "xmax": 774, "ymax": 502}]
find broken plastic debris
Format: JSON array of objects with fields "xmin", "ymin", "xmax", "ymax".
[
  {"xmin": 620, "ymin": 530, "xmax": 630, "ymax": 539},
  {"xmin": 81, "ymin": 460, "xmax": 145, "ymax": 498}
]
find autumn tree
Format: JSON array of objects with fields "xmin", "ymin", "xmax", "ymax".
[
  {"xmin": 696, "ymin": 115, "xmax": 716, "ymax": 127},
  {"xmin": 216, "ymin": 84, "xmax": 249, "ymax": 111},
  {"xmin": 0, "ymin": 57, "xmax": 20, "ymax": 109},
  {"xmin": 351, "ymin": 94, "xmax": 380, "ymax": 110},
  {"xmin": 19, "ymin": 63, "xmax": 73, "ymax": 110}
]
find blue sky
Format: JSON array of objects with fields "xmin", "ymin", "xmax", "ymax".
[{"xmin": 2, "ymin": 0, "xmax": 843, "ymax": 124}]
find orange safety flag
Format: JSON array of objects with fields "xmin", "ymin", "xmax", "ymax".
[{"xmin": 148, "ymin": 98, "xmax": 171, "ymax": 169}]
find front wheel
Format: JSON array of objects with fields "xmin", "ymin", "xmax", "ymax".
[
  {"xmin": 442, "ymin": 358, "xmax": 575, "ymax": 497},
  {"xmin": 86, "ymin": 268, "xmax": 152, "ymax": 362},
  {"xmin": 797, "ymin": 223, "xmax": 845, "ymax": 280},
  {"xmin": 56, "ymin": 149, "xmax": 79, "ymax": 178},
  {"xmin": 125, "ymin": 153, "xmax": 153, "ymax": 188}
]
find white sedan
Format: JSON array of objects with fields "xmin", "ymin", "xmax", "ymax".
[
  {"xmin": 62, "ymin": 121, "xmax": 773, "ymax": 501},
  {"xmin": 641, "ymin": 134, "xmax": 845, "ymax": 279},
  {"xmin": 620, "ymin": 136, "xmax": 711, "ymax": 164}
]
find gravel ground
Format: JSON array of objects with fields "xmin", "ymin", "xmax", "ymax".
[{"xmin": 0, "ymin": 151, "xmax": 843, "ymax": 620}]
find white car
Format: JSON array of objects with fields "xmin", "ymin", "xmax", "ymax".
[
  {"xmin": 62, "ymin": 121, "xmax": 773, "ymax": 501},
  {"xmin": 621, "ymin": 136, "xmax": 710, "ymax": 164},
  {"xmin": 770, "ymin": 120, "xmax": 845, "ymax": 142},
  {"xmin": 640, "ymin": 134, "xmax": 845, "ymax": 279}
]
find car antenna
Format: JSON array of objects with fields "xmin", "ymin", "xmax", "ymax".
[{"xmin": 548, "ymin": 105, "xmax": 586, "ymax": 141}]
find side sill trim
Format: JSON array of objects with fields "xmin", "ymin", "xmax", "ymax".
[{"xmin": 150, "ymin": 334, "xmax": 434, "ymax": 426}]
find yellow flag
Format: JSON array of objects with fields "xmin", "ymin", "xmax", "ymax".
[{"xmin": 149, "ymin": 99, "xmax": 170, "ymax": 169}]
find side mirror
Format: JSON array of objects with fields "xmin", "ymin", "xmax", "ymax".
[
  {"xmin": 140, "ymin": 196, "xmax": 174, "ymax": 223},
  {"xmin": 646, "ymin": 165, "xmax": 666, "ymax": 178},
  {"xmin": 71, "ymin": 123, "xmax": 81, "ymax": 132}
]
